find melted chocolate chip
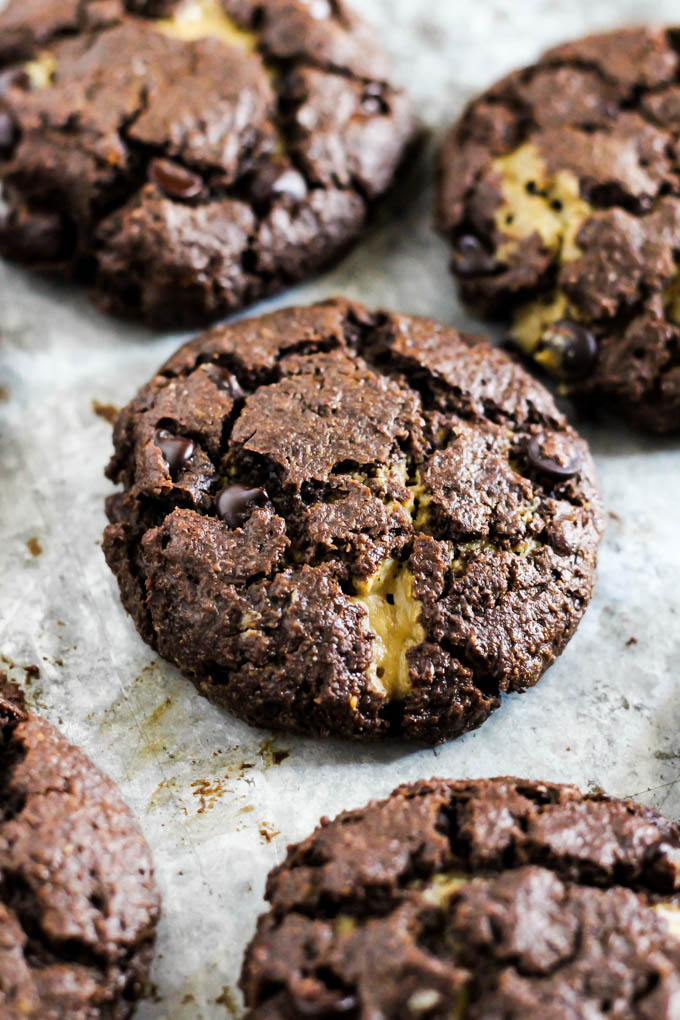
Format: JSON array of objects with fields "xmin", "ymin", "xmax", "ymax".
[
  {"xmin": 210, "ymin": 365, "xmax": 244, "ymax": 399},
  {"xmin": 0, "ymin": 68, "xmax": 30, "ymax": 93},
  {"xmin": 291, "ymin": 992, "xmax": 358, "ymax": 1017},
  {"xmin": 272, "ymin": 168, "xmax": 308, "ymax": 201},
  {"xmin": 360, "ymin": 83, "xmax": 388, "ymax": 115},
  {"xmin": 542, "ymin": 320, "xmax": 598, "ymax": 380},
  {"xmin": 303, "ymin": 0, "xmax": 333, "ymax": 18},
  {"xmin": 0, "ymin": 112, "xmax": 16, "ymax": 155},
  {"xmin": 154, "ymin": 428, "xmax": 195, "ymax": 474},
  {"xmin": 454, "ymin": 234, "xmax": 498, "ymax": 276},
  {"xmin": 216, "ymin": 484, "xmax": 267, "ymax": 528},
  {"xmin": 148, "ymin": 158, "xmax": 202, "ymax": 200},
  {"xmin": 14, "ymin": 210, "xmax": 64, "ymax": 261},
  {"xmin": 251, "ymin": 162, "xmax": 308, "ymax": 205},
  {"xmin": 527, "ymin": 437, "xmax": 581, "ymax": 481}
]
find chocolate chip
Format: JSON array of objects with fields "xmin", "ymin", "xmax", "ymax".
[
  {"xmin": 15, "ymin": 210, "xmax": 64, "ymax": 262},
  {"xmin": 154, "ymin": 428, "xmax": 195, "ymax": 474},
  {"xmin": 216, "ymin": 484, "xmax": 267, "ymax": 528},
  {"xmin": 302, "ymin": 0, "xmax": 333, "ymax": 18},
  {"xmin": 271, "ymin": 168, "xmax": 308, "ymax": 201},
  {"xmin": 0, "ymin": 68, "xmax": 30, "ymax": 93},
  {"xmin": 251, "ymin": 162, "xmax": 307, "ymax": 205},
  {"xmin": 210, "ymin": 366, "xmax": 244, "ymax": 399},
  {"xmin": 292, "ymin": 992, "xmax": 358, "ymax": 1017},
  {"xmin": 148, "ymin": 158, "xmax": 202, "ymax": 200},
  {"xmin": 360, "ymin": 83, "xmax": 388, "ymax": 115},
  {"xmin": 543, "ymin": 320, "xmax": 598, "ymax": 379},
  {"xmin": 527, "ymin": 437, "xmax": 580, "ymax": 481},
  {"xmin": 453, "ymin": 234, "xmax": 497, "ymax": 276},
  {"xmin": 0, "ymin": 112, "xmax": 16, "ymax": 155}
]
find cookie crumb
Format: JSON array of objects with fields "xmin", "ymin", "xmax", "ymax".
[
  {"xmin": 26, "ymin": 536, "xmax": 42, "ymax": 557},
  {"xmin": 259, "ymin": 821, "xmax": 280, "ymax": 843},
  {"xmin": 92, "ymin": 399, "xmax": 120, "ymax": 425},
  {"xmin": 216, "ymin": 984, "xmax": 240, "ymax": 1016}
]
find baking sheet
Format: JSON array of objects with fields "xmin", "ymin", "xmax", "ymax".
[{"xmin": 2, "ymin": 0, "xmax": 680, "ymax": 1015}]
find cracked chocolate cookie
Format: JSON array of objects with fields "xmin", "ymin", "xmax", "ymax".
[
  {"xmin": 0, "ymin": 0, "xmax": 416, "ymax": 327},
  {"xmin": 437, "ymin": 27, "xmax": 680, "ymax": 433},
  {"xmin": 0, "ymin": 682, "xmax": 160, "ymax": 1019},
  {"xmin": 103, "ymin": 298, "xmax": 602, "ymax": 742},
  {"xmin": 241, "ymin": 776, "xmax": 680, "ymax": 1019}
]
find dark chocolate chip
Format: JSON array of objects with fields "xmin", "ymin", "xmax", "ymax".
[
  {"xmin": 14, "ymin": 210, "xmax": 64, "ymax": 262},
  {"xmin": 305, "ymin": 0, "xmax": 333, "ymax": 18},
  {"xmin": 216, "ymin": 484, "xmax": 267, "ymax": 528},
  {"xmin": 543, "ymin": 320, "xmax": 598, "ymax": 380},
  {"xmin": 148, "ymin": 158, "xmax": 202, "ymax": 200},
  {"xmin": 0, "ymin": 112, "xmax": 16, "ymax": 155},
  {"xmin": 154, "ymin": 428, "xmax": 195, "ymax": 474},
  {"xmin": 271, "ymin": 168, "xmax": 308, "ymax": 201},
  {"xmin": 292, "ymin": 993, "xmax": 358, "ymax": 1017},
  {"xmin": 210, "ymin": 366, "xmax": 244, "ymax": 400},
  {"xmin": 0, "ymin": 68, "xmax": 30, "ymax": 93},
  {"xmin": 453, "ymin": 234, "xmax": 498, "ymax": 276},
  {"xmin": 251, "ymin": 162, "xmax": 307, "ymax": 204},
  {"xmin": 527, "ymin": 437, "xmax": 580, "ymax": 481},
  {"xmin": 360, "ymin": 83, "xmax": 388, "ymax": 115}
]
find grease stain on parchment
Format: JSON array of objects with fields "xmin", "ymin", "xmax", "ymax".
[
  {"xmin": 167, "ymin": 961, "xmax": 244, "ymax": 1018},
  {"xmin": 216, "ymin": 985, "xmax": 241, "ymax": 1016},
  {"xmin": 96, "ymin": 659, "xmax": 290, "ymax": 838}
]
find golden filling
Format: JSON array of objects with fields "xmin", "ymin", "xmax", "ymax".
[
  {"xmin": 655, "ymin": 903, "xmax": 680, "ymax": 941},
  {"xmin": 511, "ymin": 292, "xmax": 576, "ymax": 362},
  {"xmin": 407, "ymin": 988, "xmax": 467, "ymax": 1019},
  {"xmin": 155, "ymin": 0, "xmax": 257, "ymax": 51},
  {"xmin": 663, "ymin": 273, "xmax": 680, "ymax": 327},
  {"xmin": 493, "ymin": 143, "xmax": 590, "ymax": 264},
  {"xmin": 491, "ymin": 143, "xmax": 592, "ymax": 371},
  {"xmin": 418, "ymin": 870, "xmax": 471, "ymax": 907},
  {"xmin": 352, "ymin": 558, "xmax": 425, "ymax": 701},
  {"xmin": 333, "ymin": 915, "xmax": 357, "ymax": 937},
  {"xmin": 23, "ymin": 51, "xmax": 56, "ymax": 90}
]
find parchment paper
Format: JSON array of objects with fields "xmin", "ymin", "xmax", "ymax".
[{"xmin": 1, "ymin": 0, "xmax": 680, "ymax": 1015}]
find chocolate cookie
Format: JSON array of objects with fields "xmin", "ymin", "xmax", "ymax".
[
  {"xmin": 103, "ymin": 298, "xmax": 603, "ymax": 742},
  {"xmin": 0, "ymin": 0, "xmax": 416, "ymax": 327},
  {"xmin": 241, "ymin": 776, "xmax": 680, "ymax": 1019},
  {"xmin": 0, "ymin": 682, "xmax": 160, "ymax": 1019},
  {"xmin": 437, "ymin": 27, "xmax": 680, "ymax": 433}
]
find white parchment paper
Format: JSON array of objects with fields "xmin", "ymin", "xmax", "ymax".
[{"xmin": 1, "ymin": 0, "xmax": 680, "ymax": 1015}]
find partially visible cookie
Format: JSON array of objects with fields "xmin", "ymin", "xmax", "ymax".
[
  {"xmin": 0, "ymin": 0, "xmax": 416, "ymax": 327},
  {"xmin": 437, "ymin": 27, "xmax": 680, "ymax": 432},
  {"xmin": 103, "ymin": 298, "xmax": 603, "ymax": 742},
  {"xmin": 241, "ymin": 776, "xmax": 680, "ymax": 1019},
  {"xmin": 0, "ymin": 680, "xmax": 160, "ymax": 1019}
]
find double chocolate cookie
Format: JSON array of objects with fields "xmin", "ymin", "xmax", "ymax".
[
  {"xmin": 103, "ymin": 299, "xmax": 603, "ymax": 742},
  {"xmin": 0, "ymin": 682, "xmax": 160, "ymax": 1018},
  {"xmin": 0, "ymin": 0, "xmax": 416, "ymax": 327},
  {"xmin": 438, "ymin": 27, "xmax": 680, "ymax": 432},
  {"xmin": 241, "ymin": 776, "xmax": 680, "ymax": 1019}
]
